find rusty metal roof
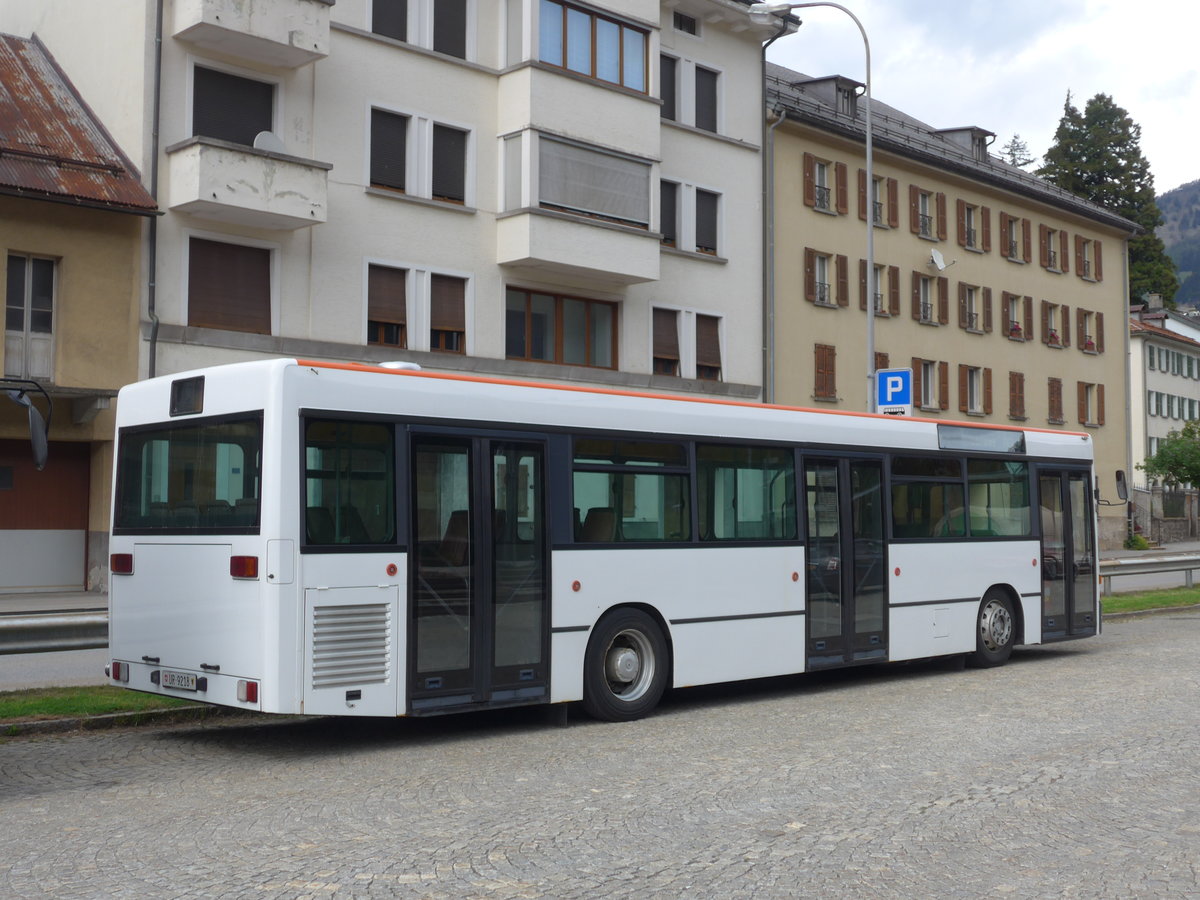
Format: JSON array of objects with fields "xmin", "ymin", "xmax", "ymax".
[{"xmin": 0, "ymin": 34, "xmax": 156, "ymax": 216}]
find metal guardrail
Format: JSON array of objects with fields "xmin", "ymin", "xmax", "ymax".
[
  {"xmin": 1097, "ymin": 554, "xmax": 1200, "ymax": 596},
  {"xmin": 0, "ymin": 611, "xmax": 108, "ymax": 655}
]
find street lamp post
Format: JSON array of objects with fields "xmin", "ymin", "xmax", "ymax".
[{"xmin": 750, "ymin": 1, "xmax": 875, "ymax": 412}]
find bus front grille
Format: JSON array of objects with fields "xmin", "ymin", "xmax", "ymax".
[{"xmin": 311, "ymin": 603, "xmax": 390, "ymax": 689}]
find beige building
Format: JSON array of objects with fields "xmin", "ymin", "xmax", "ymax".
[
  {"xmin": 764, "ymin": 65, "xmax": 1137, "ymax": 547},
  {"xmin": 0, "ymin": 35, "xmax": 157, "ymax": 590}
]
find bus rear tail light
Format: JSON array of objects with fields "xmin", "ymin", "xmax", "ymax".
[
  {"xmin": 111, "ymin": 553, "xmax": 134, "ymax": 575},
  {"xmin": 111, "ymin": 661, "xmax": 129, "ymax": 683},
  {"xmin": 230, "ymin": 556, "xmax": 259, "ymax": 579},
  {"xmin": 237, "ymin": 680, "xmax": 259, "ymax": 704}
]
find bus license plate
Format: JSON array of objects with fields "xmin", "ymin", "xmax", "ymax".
[{"xmin": 161, "ymin": 670, "xmax": 197, "ymax": 691}]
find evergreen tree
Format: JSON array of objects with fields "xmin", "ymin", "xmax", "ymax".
[
  {"xmin": 999, "ymin": 134, "xmax": 1035, "ymax": 169},
  {"xmin": 1038, "ymin": 92, "xmax": 1179, "ymax": 305}
]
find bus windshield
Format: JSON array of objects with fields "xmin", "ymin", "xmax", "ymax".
[{"xmin": 113, "ymin": 414, "xmax": 263, "ymax": 534}]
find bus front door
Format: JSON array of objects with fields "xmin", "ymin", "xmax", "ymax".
[
  {"xmin": 803, "ymin": 457, "xmax": 888, "ymax": 669},
  {"xmin": 1038, "ymin": 469, "xmax": 1097, "ymax": 639},
  {"xmin": 409, "ymin": 435, "xmax": 549, "ymax": 713}
]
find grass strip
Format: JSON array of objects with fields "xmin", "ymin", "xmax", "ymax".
[
  {"xmin": 1102, "ymin": 586, "xmax": 1200, "ymax": 615},
  {"xmin": 0, "ymin": 685, "xmax": 195, "ymax": 724}
]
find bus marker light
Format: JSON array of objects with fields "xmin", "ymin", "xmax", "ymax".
[
  {"xmin": 386, "ymin": 563, "xmax": 398, "ymax": 576},
  {"xmin": 111, "ymin": 553, "xmax": 134, "ymax": 575},
  {"xmin": 1032, "ymin": 558, "xmax": 1038, "ymax": 567},
  {"xmin": 894, "ymin": 567, "xmax": 901, "ymax": 576},
  {"xmin": 111, "ymin": 661, "xmax": 129, "ymax": 683},
  {"xmin": 237, "ymin": 680, "xmax": 259, "ymax": 703},
  {"xmin": 230, "ymin": 556, "xmax": 259, "ymax": 579},
  {"xmin": 572, "ymin": 580, "xmax": 581, "ymax": 592},
  {"xmin": 792, "ymin": 572, "xmax": 799, "ymax": 582}
]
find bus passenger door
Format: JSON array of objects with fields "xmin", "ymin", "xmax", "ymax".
[
  {"xmin": 409, "ymin": 434, "xmax": 549, "ymax": 713},
  {"xmin": 1037, "ymin": 469, "xmax": 1097, "ymax": 639},
  {"xmin": 803, "ymin": 457, "xmax": 887, "ymax": 669}
]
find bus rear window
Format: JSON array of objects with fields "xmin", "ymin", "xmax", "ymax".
[{"xmin": 114, "ymin": 415, "xmax": 262, "ymax": 533}]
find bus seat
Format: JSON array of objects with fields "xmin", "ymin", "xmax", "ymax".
[
  {"xmin": 338, "ymin": 505, "xmax": 371, "ymax": 543},
  {"xmin": 233, "ymin": 497, "xmax": 258, "ymax": 525},
  {"xmin": 440, "ymin": 509, "xmax": 470, "ymax": 565},
  {"xmin": 172, "ymin": 501, "xmax": 199, "ymax": 528},
  {"xmin": 581, "ymin": 507, "xmax": 615, "ymax": 543},
  {"xmin": 306, "ymin": 506, "xmax": 335, "ymax": 544}
]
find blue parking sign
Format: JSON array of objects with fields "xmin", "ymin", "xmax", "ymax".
[{"xmin": 876, "ymin": 368, "xmax": 912, "ymax": 415}]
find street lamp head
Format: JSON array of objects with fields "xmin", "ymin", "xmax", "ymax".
[{"xmin": 748, "ymin": 1, "xmax": 795, "ymax": 24}]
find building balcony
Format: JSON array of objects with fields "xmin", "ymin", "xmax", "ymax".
[
  {"xmin": 172, "ymin": 0, "xmax": 331, "ymax": 68},
  {"xmin": 497, "ymin": 209, "xmax": 660, "ymax": 286},
  {"xmin": 166, "ymin": 137, "xmax": 330, "ymax": 230}
]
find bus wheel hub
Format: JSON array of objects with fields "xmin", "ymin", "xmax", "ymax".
[{"xmin": 607, "ymin": 647, "xmax": 640, "ymax": 683}]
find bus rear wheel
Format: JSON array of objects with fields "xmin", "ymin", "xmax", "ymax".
[
  {"xmin": 968, "ymin": 590, "xmax": 1015, "ymax": 668},
  {"xmin": 582, "ymin": 609, "xmax": 668, "ymax": 722}
]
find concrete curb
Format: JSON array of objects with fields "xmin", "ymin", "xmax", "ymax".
[
  {"xmin": 2, "ymin": 703, "xmax": 263, "ymax": 738},
  {"xmin": 1101, "ymin": 602, "xmax": 1200, "ymax": 621}
]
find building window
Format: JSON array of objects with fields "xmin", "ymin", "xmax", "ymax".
[
  {"xmin": 694, "ymin": 65, "xmax": 718, "ymax": 133},
  {"xmin": 538, "ymin": 137, "xmax": 649, "ymax": 228},
  {"xmin": 1040, "ymin": 224, "xmax": 1067, "ymax": 272},
  {"xmin": 431, "ymin": 124, "xmax": 467, "ymax": 203},
  {"xmin": 433, "ymin": 0, "xmax": 467, "ymax": 58},
  {"xmin": 4, "ymin": 254, "xmax": 55, "ymax": 380},
  {"xmin": 695, "ymin": 189, "xmax": 719, "ymax": 255},
  {"xmin": 660, "ymin": 180, "xmax": 678, "ymax": 247},
  {"xmin": 1075, "ymin": 236, "xmax": 1102, "ymax": 281},
  {"xmin": 959, "ymin": 365, "xmax": 991, "ymax": 415},
  {"xmin": 956, "ymin": 200, "xmax": 989, "ymax": 251},
  {"xmin": 910, "ymin": 186, "xmax": 945, "ymax": 240},
  {"xmin": 430, "ymin": 275, "xmax": 466, "ymax": 353},
  {"xmin": 370, "ymin": 109, "xmax": 408, "ymax": 192},
  {"xmin": 1001, "ymin": 212, "xmax": 1030, "ymax": 262},
  {"xmin": 1048, "ymin": 377, "xmax": 1065, "ymax": 425},
  {"xmin": 187, "ymin": 238, "xmax": 271, "ymax": 335},
  {"xmin": 814, "ymin": 343, "xmax": 836, "ymax": 400},
  {"xmin": 807, "ymin": 155, "xmax": 847, "ymax": 215},
  {"xmin": 912, "ymin": 358, "xmax": 947, "ymax": 410},
  {"xmin": 1078, "ymin": 381, "xmax": 1105, "ymax": 426},
  {"xmin": 506, "ymin": 288, "xmax": 616, "ymax": 369},
  {"xmin": 959, "ymin": 284, "xmax": 983, "ymax": 332},
  {"xmin": 1004, "ymin": 293, "xmax": 1031, "ymax": 340},
  {"xmin": 192, "ymin": 66, "xmax": 273, "ymax": 146},
  {"xmin": 813, "ymin": 160, "xmax": 831, "ymax": 211},
  {"xmin": 805, "ymin": 249, "xmax": 836, "ymax": 306},
  {"xmin": 1076, "ymin": 308, "xmax": 1104, "ymax": 353},
  {"xmin": 539, "ymin": 0, "xmax": 647, "ymax": 92},
  {"xmin": 652, "ymin": 308, "xmax": 679, "ymax": 376},
  {"xmin": 1042, "ymin": 301, "xmax": 1069, "ymax": 347},
  {"xmin": 696, "ymin": 314, "xmax": 721, "ymax": 381},
  {"xmin": 1009, "ymin": 371, "xmax": 1026, "ymax": 420},
  {"xmin": 367, "ymin": 264, "xmax": 407, "ymax": 348},
  {"xmin": 913, "ymin": 274, "xmax": 934, "ymax": 323},
  {"xmin": 372, "ymin": 0, "xmax": 407, "ymax": 41},
  {"xmin": 673, "ymin": 12, "xmax": 699, "ymax": 35},
  {"xmin": 660, "ymin": 55, "xmax": 677, "ymax": 121}
]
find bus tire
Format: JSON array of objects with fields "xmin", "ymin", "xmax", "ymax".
[
  {"xmin": 582, "ymin": 608, "xmax": 668, "ymax": 722},
  {"xmin": 968, "ymin": 590, "xmax": 1015, "ymax": 668}
]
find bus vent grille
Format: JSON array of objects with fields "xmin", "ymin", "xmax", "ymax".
[{"xmin": 311, "ymin": 603, "xmax": 390, "ymax": 689}]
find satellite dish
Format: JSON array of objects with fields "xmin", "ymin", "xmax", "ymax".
[
  {"xmin": 930, "ymin": 248, "xmax": 946, "ymax": 270},
  {"xmin": 252, "ymin": 131, "xmax": 287, "ymax": 153}
]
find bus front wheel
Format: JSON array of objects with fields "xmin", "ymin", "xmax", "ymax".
[
  {"xmin": 968, "ymin": 590, "xmax": 1015, "ymax": 668},
  {"xmin": 582, "ymin": 608, "xmax": 668, "ymax": 721}
]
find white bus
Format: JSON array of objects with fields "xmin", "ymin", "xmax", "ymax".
[{"xmin": 107, "ymin": 358, "xmax": 1103, "ymax": 721}]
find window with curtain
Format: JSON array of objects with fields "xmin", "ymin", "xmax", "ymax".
[
  {"xmin": 539, "ymin": 137, "xmax": 650, "ymax": 227},
  {"xmin": 539, "ymin": 0, "xmax": 647, "ymax": 92},
  {"xmin": 507, "ymin": 288, "xmax": 617, "ymax": 369}
]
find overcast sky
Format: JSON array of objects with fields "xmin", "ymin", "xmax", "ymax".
[{"xmin": 762, "ymin": 0, "xmax": 1200, "ymax": 194}]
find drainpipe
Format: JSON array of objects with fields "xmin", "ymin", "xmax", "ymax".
[
  {"xmin": 1123, "ymin": 233, "xmax": 1134, "ymax": 543},
  {"xmin": 147, "ymin": 0, "xmax": 164, "ymax": 378},
  {"xmin": 760, "ymin": 21, "xmax": 789, "ymax": 404}
]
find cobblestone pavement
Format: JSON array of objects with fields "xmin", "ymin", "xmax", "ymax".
[{"xmin": 2, "ymin": 612, "xmax": 1198, "ymax": 899}]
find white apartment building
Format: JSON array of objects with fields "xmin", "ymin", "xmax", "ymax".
[
  {"xmin": 1130, "ymin": 310, "xmax": 1200, "ymax": 470},
  {"xmin": 1, "ymin": 0, "xmax": 773, "ymax": 396}
]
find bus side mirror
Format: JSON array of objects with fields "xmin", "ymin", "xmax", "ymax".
[
  {"xmin": 3, "ymin": 383, "xmax": 51, "ymax": 471},
  {"xmin": 1115, "ymin": 470, "xmax": 1128, "ymax": 502}
]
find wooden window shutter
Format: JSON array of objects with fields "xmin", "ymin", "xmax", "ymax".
[
  {"xmin": 1061, "ymin": 305, "xmax": 1071, "ymax": 347},
  {"xmin": 696, "ymin": 314, "xmax": 721, "ymax": 373},
  {"xmin": 983, "ymin": 288, "xmax": 992, "ymax": 333},
  {"xmin": 1095, "ymin": 241, "xmax": 1103, "ymax": 280},
  {"xmin": 857, "ymin": 168, "xmax": 867, "ymax": 220},
  {"xmin": 875, "ymin": 351, "xmax": 889, "ymax": 371},
  {"xmin": 911, "ymin": 270, "xmax": 921, "ymax": 320},
  {"xmin": 1040, "ymin": 300, "xmax": 1050, "ymax": 343},
  {"xmin": 836, "ymin": 254, "xmax": 849, "ymax": 306},
  {"xmin": 815, "ymin": 343, "xmax": 836, "ymax": 399},
  {"xmin": 939, "ymin": 361, "xmax": 949, "ymax": 409},
  {"xmin": 936, "ymin": 192, "xmax": 947, "ymax": 241},
  {"xmin": 911, "ymin": 357, "xmax": 923, "ymax": 404},
  {"xmin": 1076, "ymin": 307, "xmax": 1086, "ymax": 348},
  {"xmin": 1048, "ymin": 377, "xmax": 1062, "ymax": 422},
  {"xmin": 804, "ymin": 248, "xmax": 816, "ymax": 302},
  {"xmin": 1060, "ymin": 230, "xmax": 1070, "ymax": 273},
  {"xmin": 430, "ymin": 274, "xmax": 466, "ymax": 332},
  {"xmin": 887, "ymin": 178, "xmax": 899, "ymax": 228},
  {"xmin": 835, "ymin": 162, "xmax": 848, "ymax": 214},
  {"xmin": 1039, "ymin": 224, "xmax": 1050, "ymax": 268},
  {"xmin": 958, "ymin": 282, "xmax": 967, "ymax": 329},
  {"xmin": 1074, "ymin": 234, "xmax": 1084, "ymax": 274},
  {"xmin": 1009, "ymin": 371, "xmax": 1024, "ymax": 418},
  {"xmin": 187, "ymin": 237, "xmax": 271, "ymax": 334},
  {"xmin": 858, "ymin": 259, "xmax": 868, "ymax": 310},
  {"xmin": 803, "ymin": 153, "xmax": 816, "ymax": 208},
  {"xmin": 1096, "ymin": 312, "xmax": 1105, "ymax": 352},
  {"xmin": 1077, "ymin": 381, "xmax": 1088, "ymax": 424},
  {"xmin": 909, "ymin": 184, "xmax": 920, "ymax": 234},
  {"xmin": 937, "ymin": 276, "xmax": 949, "ymax": 324},
  {"xmin": 999, "ymin": 212, "xmax": 1011, "ymax": 258},
  {"xmin": 956, "ymin": 199, "xmax": 967, "ymax": 247},
  {"xmin": 958, "ymin": 365, "xmax": 969, "ymax": 413},
  {"xmin": 653, "ymin": 308, "xmax": 680, "ymax": 363},
  {"xmin": 980, "ymin": 206, "xmax": 991, "ymax": 252},
  {"xmin": 1097, "ymin": 383, "xmax": 1105, "ymax": 426},
  {"xmin": 1023, "ymin": 296, "xmax": 1033, "ymax": 338},
  {"xmin": 1022, "ymin": 218, "xmax": 1032, "ymax": 263},
  {"xmin": 888, "ymin": 266, "xmax": 900, "ymax": 315},
  {"xmin": 983, "ymin": 367, "xmax": 993, "ymax": 415}
]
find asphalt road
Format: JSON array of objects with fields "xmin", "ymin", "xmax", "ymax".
[{"xmin": 2, "ymin": 610, "xmax": 1198, "ymax": 898}]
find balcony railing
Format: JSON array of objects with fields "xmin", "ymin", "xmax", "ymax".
[
  {"xmin": 815, "ymin": 282, "xmax": 832, "ymax": 304},
  {"xmin": 919, "ymin": 301, "xmax": 934, "ymax": 323},
  {"xmin": 814, "ymin": 185, "xmax": 831, "ymax": 211},
  {"xmin": 172, "ymin": 0, "xmax": 331, "ymax": 68},
  {"xmin": 918, "ymin": 213, "xmax": 933, "ymax": 238}
]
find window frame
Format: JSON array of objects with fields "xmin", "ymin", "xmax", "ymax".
[
  {"xmin": 184, "ymin": 233, "xmax": 278, "ymax": 336},
  {"xmin": 538, "ymin": 0, "xmax": 648, "ymax": 93},
  {"xmin": 506, "ymin": 287, "xmax": 619, "ymax": 370},
  {"xmin": 190, "ymin": 61, "xmax": 278, "ymax": 148}
]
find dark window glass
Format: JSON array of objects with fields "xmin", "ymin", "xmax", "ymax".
[
  {"xmin": 432, "ymin": 125, "xmax": 468, "ymax": 203},
  {"xmin": 698, "ymin": 444, "xmax": 796, "ymax": 541},
  {"xmin": 891, "ymin": 482, "xmax": 966, "ymax": 539},
  {"xmin": 506, "ymin": 288, "xmax": 616, "ymax": 369},
  {"xmin": 695, "ymin": 66, "xmax": 718, "ymax": 133},
  {"xmin": 696, "ymin": 189, "xmax": 718, "ymax": 254},
  {"xmin": 573, "ymin": 439, "xmax": 690, "ymax": 543},
  {"xmin": 192, "ymin": 66, "xmax": 273, "ymax": 146},
  {"xmin": 304, "ymin": 420, "xmax": 396, "ymax": 545},
  {"xmin": 433, "ymin": 0, "xmax": 467, "ymax": 58},
  {"xmin": 372, "ymin": 0, "xmax": 406, "ymax": 40},
  {"xmin": 660, "ymin": 181, "xmax": 678, "ymax": 246},
  {"xmin": 892, "ymin": 456, "xmax": 961, "ymax": 479},
  {"xmin": 660, "ymin": 55, "xmax": 677, "ymax": 121},
  {"xmin": 370, "ymin": 109, "xmax": 408, "ymax": 192}
]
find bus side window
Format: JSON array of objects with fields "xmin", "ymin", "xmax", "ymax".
[{"xmin": 304, "ymin": 420, "xmax": 396, "ymax": 545}]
